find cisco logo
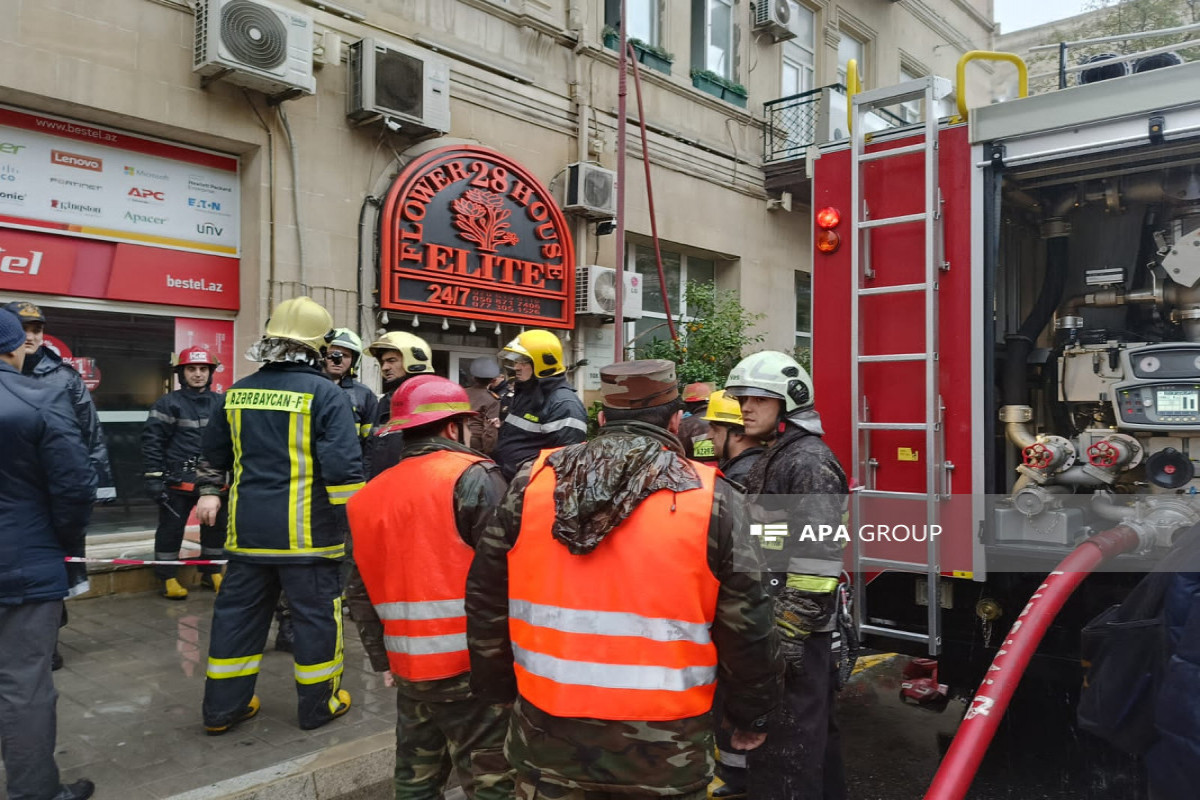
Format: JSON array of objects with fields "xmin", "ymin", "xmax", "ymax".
[{"xmin": 0, "ymin": 164, "xmax": 17, "ymax": 183}]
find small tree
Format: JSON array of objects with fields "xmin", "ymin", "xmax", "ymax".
[{"xmin": 634, "ymin": 281, "xmax": 765, "ymax": 387}]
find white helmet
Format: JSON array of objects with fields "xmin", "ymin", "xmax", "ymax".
[{"xmin": 724, "ymin": 351, "xmax": 813, "ymax": 413}]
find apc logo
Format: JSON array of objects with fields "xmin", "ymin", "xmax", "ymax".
[
  {"xmin": 196, "ymin": 222, "xmax": 224, "ymax": 236},
  {"xmin": 51, "ymin": 150, "xmax": 102, "ymax": 172},
  {"xmin": 0, "ymin": 247, "xmax": 44, "ymax": 276},
  {"xmin": 128, "ymin": 187, "xmax": 165, "ymax": 201}
]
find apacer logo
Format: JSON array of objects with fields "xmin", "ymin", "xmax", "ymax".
[
  {"xmin": 128, "ymin": 187, "xmax": 165, "ymax": 201},
  {"xmin": 124, "ymin": 210, "xmax": 167, "ymax": 225},
  {"xmin": 51, "ymin": 199, "xmax": 101, "ymax": 214},
  {"xmin": 196, "ymin": 222, "xmax": 224, "ymax": 236},
  {"xmin": 51, "ymin": 150, "xmax": 102, "ymax": 172},
  {"xmin": 166, "ymin": 275, "xmax": 224, "ymax": 292},
  {"xmin": 0, "ymin": 247, "xmax": 43, "ymax": 275}
]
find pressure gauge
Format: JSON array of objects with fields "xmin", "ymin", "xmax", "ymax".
[{"xmin": 1139, "ymin": 355, "xmax": 1161, "ymax": 373}]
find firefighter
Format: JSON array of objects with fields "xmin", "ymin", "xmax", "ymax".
[
  {"xmin": 323, "ymin": 328, "xmax": 379, "ymax": 444},
  {"xmin": 194, "ymin": 296, "xmax": 364, "ymax": 735},
  {"xmin": 677, "ymin": 381, "xmax": 718, "ymax": 462},
  {"xmin": 142, "ymin": 346, "xmax": 227, "ymax": 600},
  {"xmin": 723, "ymin": 350, "xmax": 849, "ymax": 800},
  {"xmin": 704, "ymin": 389, "xmax": 766, "ymax": 489},
  {"xmin": 364, "ymin": 331, "xmax": 433, "ymax": 478},
  {"xmin": 346, "ymin": 375, "xmax": 513, "ymax": 799},
  {"xmin": 466, "ymin": 359, "xmax": 783, "ymax": 798},
  {"xmin": 463, "ymin": 356, "xmax": 502, "ymax": 455},
  {"xmin": 491, "ymin": 329, "xmax": 587, "ymax": 481}
]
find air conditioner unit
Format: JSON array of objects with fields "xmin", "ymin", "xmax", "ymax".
[
  {"xmin": 577, "ymin": 266, "xmax": 643, "ymax": 320},
  {"xmin": 193, "ymin": 0, "xmax": 316, "ymax": 96},
  {"xmin": 753, "ymin": 0, "xmax": 797, "ymax": 42},
  {"xmin": 564, "ymin": 162, "xmax": 617, "ymax": 219},
  {"xmin": 347, "ymin": 38, "xmax": 452, "ymax": 134}
]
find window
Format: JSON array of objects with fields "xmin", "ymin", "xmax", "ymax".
[
  {"xmin": 780, "ymin": 3, "xmax": 815, "ymax": 97},
  {"xmin": 837, "ymin": 31, "xmax": 864, "ymax": 85},
  {"xmin": 795, "ymin": 270, "xmax": 812, "ymax": 349},
  {"xmin": 899, "ymin": 67, "xmax": 921, "ymax": 124},
  {"xmin": 693, "ymin": 0, "xmax": 735, "ymax": 80},
  {"xmin": 628, "ymin": 243, "xmax": 716, "ymax": 345},
  {"xmin": 605, "ymin": 0, "xmax": 659, "ymax": 46}
]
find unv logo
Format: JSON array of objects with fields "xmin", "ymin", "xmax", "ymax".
[
  {"xmin": 128, "ymin": 187, "xmax": 165, "ymax": 201},
  {"xmin": 196, "ymin": 222, "xmax": 224, "ymax": 236},
  {"xmin": 0, "ymin": 246, "xmax": 44, "ymax": 275}
]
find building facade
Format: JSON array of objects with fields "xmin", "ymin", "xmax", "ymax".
[{"xmin": 0, "ymin": 0, "xmax": 992, "ymax": 534}]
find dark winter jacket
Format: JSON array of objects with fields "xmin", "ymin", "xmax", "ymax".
[
  {"xmin": 0, "ymin": 362, "xmax": 96, "ymax": 605},
  {"xmin": 466, "ymin": 421, "xmax": 782, "ymax": 793},
  {"xmin": 493, "ymin": 374, "xmax": 587, "ymax": 480},
  {"xmin": 336, "ymin": 374, "xmax": 378, "ymax": 440},
  {"xmin": 1146, "ymin": 558, "xmax": 1200, "ymax": 799},
  {"xmin": 22, "ymin": 345, "xmax": 114, "ymax": 500},
  {"xmin": 195, "ymin": 362, "xmax": 365, "ymax": 563},
  {"xmin": 721, "ymin": 445, "xmax": 765, "ymax": 491},
  {"xmin": 142, "ymin": 386, "xmax": 224, "ymax": 488}
]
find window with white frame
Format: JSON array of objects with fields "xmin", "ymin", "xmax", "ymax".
[
  {"xmin": 837, "ymin": 31, "xmax": 864, "ymax": 85},
  {"xmin": 627, "ymin": 243, "xmax": 717, "ymax": 345},
  {"xmin": 698, "ymin": 0, "xmax": 735, "ymax": 80},
  {"xmin": 795, "ymin": 270, "xmax": 812, "ymax": 350},
  {"xmin": 780, "ymin": 3, "xmax": 815, "ymax": 97},
  {"xmin": 605, "ymin": 0, "xmax": 660, "ymax": 46}
]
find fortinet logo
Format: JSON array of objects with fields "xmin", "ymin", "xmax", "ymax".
[
  {"xmin": 128, "ymin": 187, "xmax": 165, "ymax": 201},
  {"xmin": 51, "ymin": 199, "xmax": 101, "ymax": 214},
  {"xmin": 49, "ymin": 176, "xmax": 101, "ymax": 191},
  {"xmin": 166, "ymin": 275, "xmax": 224, "ymax": 292},
  {"xmin": 51, "ymin": 150, "xmax": 103, "ymax": 172},
  {"xmin": 124, "ymin": 210, "xmax": 167, "ymax": 225},
  {"xmin": 0, "ymin": 247, "xmax": 43, "ymax": 275}
]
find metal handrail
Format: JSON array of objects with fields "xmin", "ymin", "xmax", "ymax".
[{"xmin": 956, "ymin": 51, "xmax": 1028, "ymax": 121}]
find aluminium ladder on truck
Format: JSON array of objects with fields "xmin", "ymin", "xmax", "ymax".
[{"xmin": 849, "ymin": 76, "xmax": 953, "ymax": 656}]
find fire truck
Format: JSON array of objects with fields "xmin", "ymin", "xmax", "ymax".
[{"xmin": 811, "ymin": 51, "xmax": 1200, "ymax": 692}]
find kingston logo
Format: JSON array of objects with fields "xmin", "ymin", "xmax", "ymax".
[
  {"xmin": 51, "ymin": 150, "xmax": 102, "ymax": 172},
  {"xmin": 51, "ymin": 199, "xmax": 101, "ymax": 214}
]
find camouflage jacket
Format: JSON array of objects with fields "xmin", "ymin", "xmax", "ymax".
[
  {"xmin": 465, "ymin": 421, "xmax": 782, "ymax": 794},
  {"xmin": 346, "ymin": 435, "xmax": 507, "ymax": 701}
]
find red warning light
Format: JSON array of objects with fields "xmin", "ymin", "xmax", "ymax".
[
  {"xmin": 816, "ymin": 206, "xmax": 841, "ymax": 229},
  {"xmin": 816, "ymin": 230, "xmax": 841, "ymax": 254}
]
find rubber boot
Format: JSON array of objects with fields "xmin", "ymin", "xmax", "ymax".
[
  {"xmin": 300, "ymin": 689, "xmax": 352, "ymax": 730},
  {"xmin": 711, "ymin": 763, "xmax": 747, "ymax": 799},
  {"xmin": 274, "ymin": 615, "xmax": 294, "ymax": 653},
  {"xmin": 161, "ymin": 578, "xmax": 188, "ymax": 600},
  {"xmin": 200, "ymin": 573, "xmax": 223, "ymax": 593},
  {"xmin": 204, "ymin": 695, "xmax": 260, "ymax": 736}
]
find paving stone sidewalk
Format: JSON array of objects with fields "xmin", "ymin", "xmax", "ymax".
[{"xmin": 0, "ymin": 590, "xmax": 397, "ymax": 800}]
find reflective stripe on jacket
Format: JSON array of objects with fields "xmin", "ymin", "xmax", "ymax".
[
  {"xmin": 508, "ymin": 450, "xmax": 720, "ymax": 721},
  {"xmin": 348, "ymin": 449, "xmax": 484, "ymax": 680}
]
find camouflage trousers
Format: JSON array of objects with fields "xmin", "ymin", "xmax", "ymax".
[
  {"xmin": 514, "ymin": 776, "xmax": 707, "ymax": 800},
  {"xmin": 393, "ymin": 689, "xmax": 513, "ymax": 800}
]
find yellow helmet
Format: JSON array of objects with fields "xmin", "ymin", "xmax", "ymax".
[
  {"xmin": 264, "ymin": 296, "xmax": 334, "ymax": 354},
  {"xmin": 701, "ymin": 390, "xmax": 744, "ymax": 426},
  {"xmin": 368, "ymin": 331, "xmax": 433, "ymax": 375},
  {"xmin": 501, "ymin": 329, "xmax": 565, "ymax": 378}
]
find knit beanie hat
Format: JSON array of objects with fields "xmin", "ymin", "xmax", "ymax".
[{"xmin": 0, "ymin": 308, "xmax": 26, "ymax": 354}]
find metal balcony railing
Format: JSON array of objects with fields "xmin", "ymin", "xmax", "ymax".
[{"xmin": 763, "ymin": 83, "xmax": 910, "ymax": 165}]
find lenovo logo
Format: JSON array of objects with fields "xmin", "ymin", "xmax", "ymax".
[
  {"xmin": 0, "ymin": 247, "xmax": 43, "ymax": 275},
  {"xmin": 51, "ymin": 150, "xmax": 102, "ymax": 172},
  {"xmin": 128, "ymin": 187, "xmax": 165, "ymax": 201}
]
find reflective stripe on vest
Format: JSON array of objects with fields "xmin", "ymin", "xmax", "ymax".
[
  {"xmin": 508, "ymin": 450, "xmax": 720, "ymax": 721},
  {"xmin": 347, "ymin": 449, "xmax": 485, "ymax": 681}
]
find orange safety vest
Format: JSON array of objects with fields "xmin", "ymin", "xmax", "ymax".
[
  {"xmin": 508, "ymin": 449, "xmax": 721, "ymax": 721},
  {"xmin": 347, "ymin": 449, "xmax": 485, "ymax": 681}
]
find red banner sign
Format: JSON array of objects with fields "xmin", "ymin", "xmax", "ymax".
[
  {"xmin": 379, "ymin": 145, "xmax": 575, "ymax": 329},
  {"xmin": 0, "ymin": 227, "xmax": 238, "ymax": 310}
]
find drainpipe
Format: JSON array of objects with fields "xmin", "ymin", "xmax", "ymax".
[{"xmin": 570, "ymin": 0, "xmax": 588, "ymax": 393}]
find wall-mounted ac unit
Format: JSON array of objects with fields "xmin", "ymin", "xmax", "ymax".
[
  {"xmin": 577, "ymin": 266, "xmax": 643, "ymax": 320},
  {"xmin": 347, "ymin": 38, "xmax": 451, "ymax": 134},
  {"xmin": 752, "ymin": 0, "xmax": 797, "ymax": 42},
  {"xmin": 564, "ymin": 162, "xmax": 617, "ymax": 219},
  {"xmin": 194, "ymin": 0, "xmax": 316, "ymax": 96}
]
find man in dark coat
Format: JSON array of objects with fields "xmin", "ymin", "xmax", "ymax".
[{"xmin": 0, "ymin": 307, "xmax": 97, "ymax": 800}]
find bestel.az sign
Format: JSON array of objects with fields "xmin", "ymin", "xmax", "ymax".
[{"xmin": 379, "ymin": 145, "xmax": 575, "ymax": 329}]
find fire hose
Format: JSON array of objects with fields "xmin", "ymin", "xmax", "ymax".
[{"xmin": 924, "ymin": 524, "xmax": 1141, "ymax": 800}]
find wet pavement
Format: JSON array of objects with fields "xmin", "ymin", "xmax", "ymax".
[{"xmin": 0, "ymin": 589, "xmax": 396, "ymax": 800}]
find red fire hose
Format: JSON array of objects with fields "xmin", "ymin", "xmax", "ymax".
[{"xmin": 924, "ymin": 525, "xmax": 1141, "ymax": 800}]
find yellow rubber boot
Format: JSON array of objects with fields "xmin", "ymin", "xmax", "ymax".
[
  {"xmin": 161, "ymin": 578, "xmax": 188, "ymax": 600},
  {"xmin": 202, "ymin": 573, "xmax": 223, "ymax": 594},
  {"xmin": 330, "ymin": 689, "xmax": 352, "ymax": 720},
  {"xmin": 205, "ymin": 695, "xmax": 260, "ymax": 736}
]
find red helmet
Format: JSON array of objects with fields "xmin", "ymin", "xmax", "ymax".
[
  {"xmin": 682, "ymin": 381, "xmax": 715, "ymax": 404},
  {"xmin": 383, "ymin": 375, "xmax": 476, "ymax": 432},
  {"xmin": 177, "ymin": 346, "xmax": 218, "ymax": 367}
]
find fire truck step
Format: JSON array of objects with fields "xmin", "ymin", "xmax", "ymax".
[
  {"xmin": 858, "ymin": 623, "xmax": 933, "ymax": 644},
  {"xmin": 858, "ymin": 556, "xmax": 938, "ymax": 571},
  {"xmin": 856, "ymin": 489, "xmax": 935, "ymax": 500},
  {"xmin": 858, "ymin": 422, "xmax": 930, "ymax": 431},
  {"xmin": 858, "ymin": 142, "xmax": 927, "ymax": 162},
  {"xmin": 858, "ymin": 282, "xmax": 929, "ymax": 296},
  {"xmin": 858, "ymin": 353, "xmax": 930, "ymax": 363},
  {"xmin": 858, "ymin": 211, "xmax": 928, "ymax": 229}
]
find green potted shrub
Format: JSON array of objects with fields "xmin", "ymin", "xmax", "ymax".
[
  {"xmin": 602, "ymin": 27, "xmax": 673, "ymax": 74},
  {"xmin": 602, "ymin": 25, "xmax": 619, "ymax": 50},
  {"xmin": 690, "ymin": 68, "xmax": 748, "ymax": 109}
]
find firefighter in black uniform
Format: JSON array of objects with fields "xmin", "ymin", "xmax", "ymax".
[
  {"xmin": 323, "ymin": 328, "xmax": 378, "ymax": 444},
  {"xmin": 195, "ymin": 296, "xmax": 365, "ymax": 734},
  {"xmin": 142, "ymin": 345, "xmax": 227, "ymax": 600}
]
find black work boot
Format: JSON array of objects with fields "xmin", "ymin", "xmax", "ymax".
[
  {"xmin": 274, "ymin": 616, "xmax": 294, "ymax": 653},
  {"xmin": 51, "ymin": 647, "xmax": 64, "ymax": 671},
  {"xmin": 711, "ymin": 764, "xmax": 747, "ymax": 799}
]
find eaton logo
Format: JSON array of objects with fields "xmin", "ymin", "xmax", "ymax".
[
  {"xmin": 195, "ymin": 222, "xmax": 224, "ymax": 236},
  {"xmin": 188, "ymin": 197, "xmax": 222, "ymax": 211},
  {"xmin": 128, "ymin": 187, "xmax": 165, "ymax": 201}
]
